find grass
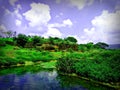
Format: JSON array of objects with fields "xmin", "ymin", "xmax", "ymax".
[
  {"xmin": 0, "ymin": 45, "xmax": 61, "ymax": 67},
  {"xmin": 40, "ymin": 60, "xmax": 56, "ymax": 69}
]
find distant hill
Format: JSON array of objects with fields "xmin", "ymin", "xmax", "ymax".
[{"xmin": 107, "ymin": 44, "xmax": 120, "ymax": 49}]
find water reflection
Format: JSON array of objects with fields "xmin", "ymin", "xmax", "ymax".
[{"xmin": 0, "ymin": 65, "xmax": 114, "ymax": 90}]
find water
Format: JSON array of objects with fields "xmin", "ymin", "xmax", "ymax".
[{"xmin": 0, "ymin": 65, "xmax": 114, "ymax": 90}]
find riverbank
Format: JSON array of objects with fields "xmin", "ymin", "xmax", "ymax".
[
  {"xmin": 0, "ymin": 44, "xmax": 120, "ymax": 89},
  {"xmin": 58, "ymin": 72, "xmax": 120, "ymax": 90},
  {"xmin": 0, "ymin": 65, "xmax": 114, "ymax": 90},
  {"xmin": 0, "ymin": 62, "xmax": 119, "ymax": 90}
]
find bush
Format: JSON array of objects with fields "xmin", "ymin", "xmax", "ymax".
[
  {"xmin": 24, "ymin": 42, "xmax": 33, "ymax": 48},
  {"xmin": 15, "ymin": 34, "xmax": 28, "ymax": 47},
  {"xmin": 0, "ymin": 39, "xmax": 6, "ymax": 47},
  {"xmin": 32, "ymin": 36, "xmax": 42, "ymax": 46},
  {"xmin": 57, "ymin": 49, "xmax": 120, "ymax": 82},
  {"xmin": 5, "ymin": 40, "xmax": 14, "ymax": 45},
  {"xmin": 0, "ymin": 57, "xmax": 18, "ymax": 66},
  {"xmin": 56, "ymin": 53, "xmax": 75, "ymax": 73}
]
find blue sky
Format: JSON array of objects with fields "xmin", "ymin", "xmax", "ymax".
[{"xmin": 0, "ymin": 0, "xmax": 120, "ymax": 44}]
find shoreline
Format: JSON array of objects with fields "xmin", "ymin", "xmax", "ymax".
[
  {"xmin": 0, "ymin": 62, "xmax": 119, "ymax": 90},
  {"xmin": 58, "ymin": 72, "xmax": 120, "ymax": 90}
]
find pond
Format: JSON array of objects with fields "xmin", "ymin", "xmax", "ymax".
[{"xmin": 0, "ymin": 65, "xmax": 115, "ymax": 90}]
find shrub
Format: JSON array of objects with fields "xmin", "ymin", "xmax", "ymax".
[
  {"xmin": 56, "ymin": 53, "xmax": 75, "ymax": 73},
  {"xmin": 15, "ymin": 34, "xmax": 28, "ymax": 47},
  {"xmin": 5, "ymin": 40, "xmax": 14, "ymax": 45},
  {"xmin": 57, "ymin": 49, "xmax": 120, "ymax": 82},
  {"xmin": 0, "ymin": 57, "xmax": 18, "ymax": 66},
  {"xmin": 24, "ymin": 42, "xmax": 33, "ymax": 48},
  {"xmin": 0, "ymin": 39, "xmax": 6, "ymax": 47}
]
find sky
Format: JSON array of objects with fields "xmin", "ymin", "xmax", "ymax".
[{"xmin": 0, "ymin": 0, "xmax": 120, "ymax": 44}]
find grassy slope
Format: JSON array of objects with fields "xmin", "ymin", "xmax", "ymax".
[{"xmin": 0, "ymin": 45, "xmax": 61, "ymax": 68}]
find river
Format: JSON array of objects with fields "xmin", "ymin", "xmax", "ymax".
[{"xmin": 0, "ymin": 65, "xmax": 115, "ymax": 90}]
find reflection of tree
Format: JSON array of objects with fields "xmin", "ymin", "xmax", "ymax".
[{"xmin": 56, "ymin": 73, "xmax": 110, "ymax": 90}]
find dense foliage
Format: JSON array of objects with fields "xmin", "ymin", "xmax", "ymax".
[
  {"xmin": 56, "ymin": 50, "xmax": 120, "ymax": 82},
  {"xmin": 14, "ymin": 34, "xmax": 28, "ymax": 47}
]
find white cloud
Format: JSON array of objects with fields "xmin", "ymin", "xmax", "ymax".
[
  {"xmin": 48, "ymin": 19, "xmax": 73, "ymax": 28},
  {"xmin": 5, "ymin": 4, "xmax": 22, "ymax": 20},
  {"xmin": 82, "ymin": 10, "xmax": 120, "ymax": 44},
  {"xmin": 84, "ymin": 27, "xmax": 95, "ymax": 35},
  {"xmin": 17, "ymin": 4, "xmax": 22, "ymax": 10},
  {"xmin": 23, "ymin": 3, "xmax": 51, "ymax": 27},
  {"xmin": 56, "ymin": 0, "xmax": 61, "ymax": 4},
  {"xmin": 70, "ymin": 0, "xmax": 94, "ymax": 10},
  {"xmin": 0, "ymin": 24, "xmax": 7, "ymax": 32},
  {"xmin": 42, "ymin": 27, "xmax": 62, "ymax": 38},
  {"xmin": 9, "ymin": 0, "xmax": 18, "ymax": 6},
  {"xmin": 91, "ymin": 10, "xmax": 120, "ymax": 32},
  {"xmin": 55, "ymin": 13, "xmax": 63, "ymax": 18},
  {"xmin": 15, "ymin": 19, "xmax": 21, "ymax": 26},
  {"xmin": 5, "ymin": 9, "xmax": 11, "ymax": 15},
  {"xmin": 0, "ymin": 24, "xmax": 8, "ymax": 37},
  {"xmin": 14, "ymin": 8, "xmax": 22, "ymax": 20},
  {"xmin": 28, "ymin": 33, "xmax": 40, "ymax": 36},
  {"xmin": 63, "ymin": 19, "xmax": 73, "ymax": 27}
]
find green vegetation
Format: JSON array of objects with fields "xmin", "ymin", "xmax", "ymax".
[
  {"xmin": 56, "ymin": 50, "xmax": 120, "ymax": 83},
  {"xmin": 0, "ymin": 45, "xmax": 59, "ymax": 67},
  {"xmin": 0, "ymin": 33, "xmax": 78, "ymax": 67},
  {"xmin": 0, "ymin": 33, "xmax": 120, "ymax": 89}
]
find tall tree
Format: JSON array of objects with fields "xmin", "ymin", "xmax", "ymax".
[
  {"xmin": 15, "ymin": 34, "xmax": 28, "ymax": 47},
  {"xmin": 32, "ymin": 36, "xmax": 42, "ymax": 46},
  {"xmin": 65, "ymin": 36, "xmax": 77, "ymax": 43},
  {"xmin": 94, "ymin": 42, "xmax": 109, "ymax": 49}
]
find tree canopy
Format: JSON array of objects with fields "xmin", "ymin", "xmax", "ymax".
[
  {"xmin": 15, "ymin": 34, "xmax": 28, "ymax": 47},
  {"xmin": 64, "ymin": 36, "xmax": 77, "ymax": 43}
]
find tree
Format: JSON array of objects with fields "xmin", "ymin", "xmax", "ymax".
[
  {"xmin": 65, "ymin": 36, "xmax": 77, "ymax": 43},
  {"xmin": 48, "ymin": 36, "xmax": 54, "ymax": 45},
  {"xmin": 86, "ymin": 42, "xmax": 94, "ymax": 49},
  {"xmin": 15, "ymin": 34, "xmax": 28, "ymax": 47},
  {"xmin": 6, "ymin": 31, "xmax": 13, "ymax": 37},
  {"xmin": 94, "ymin": 42, "xmax": 109, "ymax": 49},
  {"xmin": 32, "ymin": 36, "xmax": 42, "ymax": 46}
]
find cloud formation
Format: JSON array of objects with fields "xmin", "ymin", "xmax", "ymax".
[
  {"xmin": 0, "ymin": 24, "xmax": 7, "ymax": 32},
  {"xmin": 5, "ymin": 4, "xmax": 22, "ymax": 20},
  {"xmin": 9, "ymin": 0, "xmax": 18, "ymax": 6},
  {"xmin": 23, "ymin": 3, "xmax": 51, "ymax": 27},
  {"xmin": 42, "ymin": 27, "xmax": 62, "ymax": 38},
  {"xmin": 15, "ymin": 19, "xmax": 22, "ymax": 26},
  {"xmin": 48, "ymin": 19, "xmax": 73, "ymax": 28},
  {"xmin": 0, "ymin": 24, "xmax": 8, "ymax": 37},
  {"xmin": 70, "ymin": 0, "xmax": 94, "ymax": 10},
  {"xmin": 82, "ymin": 10, "xmax": 120, "ymax": 44},
  {"xmin": 63, "ymin": 19, "xmax": 73, "ymax": 27}
]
